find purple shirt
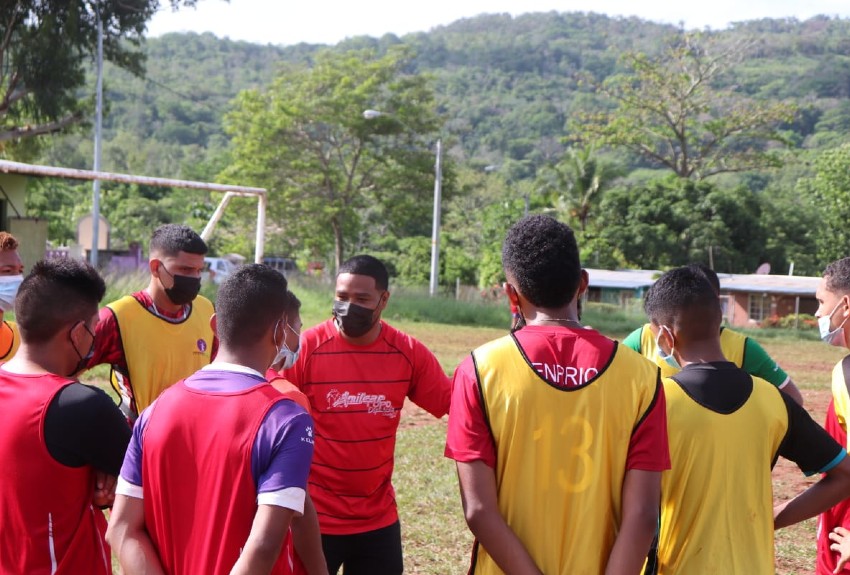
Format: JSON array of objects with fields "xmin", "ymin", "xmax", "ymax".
[{"xmin": 118, "ymin": 363, "xmax": 314, "ymax": 510}]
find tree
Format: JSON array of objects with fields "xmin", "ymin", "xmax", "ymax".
[
  {"xmin": 572, "ymin": 32, "xmax": 797, "ymax": 179},
  {"xmin": 0, "ymin": 0, "xmax": 197, "ymax": 153},
  {"xmin": 595, "ymin": 176, "xmax": 767, "ymax": 272},
  {"xmin": 222, "ymin": 47, "xmax": 444, "ymax": 271},
  {"xmin": 534, "ymin": 145, "xmax": 619, "ymax": 232},
  {"xmin": 798, "ymin": 143, "xmax": 850, "ymax": 265}
]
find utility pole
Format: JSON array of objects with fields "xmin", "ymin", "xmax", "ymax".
[
  {"xmin": 91, "ymin": 7, "xmax": 104, "ymax": 267},
  {"xmin": 429, "ymin": 139, "xmax": 442, "ymax": 297}
]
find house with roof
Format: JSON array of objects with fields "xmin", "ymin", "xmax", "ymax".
[
  {"xmin": 585, "ymin": 267, "xmax": 819, "ymax": 328},
  {"xmin": 715, "ymin": 272, "xmax": 819, "ymax": 327}
]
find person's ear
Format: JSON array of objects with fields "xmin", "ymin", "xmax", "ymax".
[
  {"xmin": 577, "ymin": 269, "xmax": 590, "ymax": 299},
  {"xmin": 379, "ymin": 291, "xmax": 390, "ymax": 310},
  {"xmin": 149, "ymin": 259, "xmax": 159, "ymax": 277},
  {"xmin": 655, "ymin": 323, "xmax": 675, "ymax": 354},
  {"xmin": 209, "ymin": 313, "xmax": 217, "ymax": 335},
  {"xmin": 68, "ymin": 320, "xmax": 86, "ymax": 349},
  {"xmin": 504, "ymin": 283, "xmax": 521, "ymax": 308}
]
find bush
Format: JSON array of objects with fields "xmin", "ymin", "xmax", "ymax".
[{"xmin": 771, "ymin": 313, "xmax": 818, "ymax": 330}]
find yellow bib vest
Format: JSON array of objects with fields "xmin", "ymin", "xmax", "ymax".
[
  {"xmin": 639, "ymin": 324, "xmax": 746, "ymax": 378},
  {"xmin": 472, "ymin": 335, "xmax": 661, "ymax": 575},
  {"xmin": 107, "ymin": 295, "xmax": 214, "ymax": 415},
  {"xmin": 657, "ymin": 375, "xmax": 786, "ymax": 573}
]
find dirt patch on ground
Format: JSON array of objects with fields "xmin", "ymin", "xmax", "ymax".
[{"xmin": 400, "ymin": 400, "xmax": 445, "ymax": 429}]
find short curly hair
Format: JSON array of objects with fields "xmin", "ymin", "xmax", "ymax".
[
  {"xmin": 824, "ymin": 257, "xmax": 850, "ymax": 294},
  {"xmin": 502, "ymin": 215, "xmax": 581, "ymax": 308},
  {"xmin": 338, "ymin": 255, "xmax": 389, "ymax": 291},
  {"xmin": 644, "ymin": 266, "xmax": 720, "ymax": 333},
  {"xmin": 216, "ymin": 264, "xmax": 288, "ymax": 348},
  {"xmin": 149, "ymin": 224, "xmax": 207, "ymax": 257},
  {"xmin": 16, "ymin": 259, "xmax": 106, "ymax": 344}
]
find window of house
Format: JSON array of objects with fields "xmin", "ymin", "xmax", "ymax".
[
  {"xmin": 718, "ymin": 294, "xmax": 731, "ymax": 323},
  {"xmin": 748, "ymin": 293, "xmax": 770, "ymax": 322}
]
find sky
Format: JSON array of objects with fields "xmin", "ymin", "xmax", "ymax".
[{"xmin": 147, "ymin": 0, "xmax": 850, "ymax": 46}]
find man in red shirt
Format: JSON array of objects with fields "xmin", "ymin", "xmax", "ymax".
[
  {"xmin": 107, "ymin": 264, "xmax": 316, "ymax": 575},
  {"xmin": 446, "ymin": 215, "xmax": 669, "ymax": 574},
  {"xmin": 281, "ymin": 254, "xmax": 451, "ymax": 575},
  {"xmin": 87, "ymin": 224, "xmax": 214, "ymax": 423},
  {"xmin": 0, "ymin": 258, "xmax": 130, "ymax": 574}
]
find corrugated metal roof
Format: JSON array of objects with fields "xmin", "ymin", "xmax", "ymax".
[
  {"xmin": 585, "ymin": 268, "xmax": 820, "ymax": 296},
  {"xmin": 586, "ymin": 268, "xmax": 661, "ymax": 290},
  {"xmin": 716, "ymin": 273, "xmax": 820, "ymax": 296}
]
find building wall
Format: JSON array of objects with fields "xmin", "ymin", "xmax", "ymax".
[
  {"xmin": 8, "ymin": 218, "xmax": 48, "ymax": 272},
  {"xmin": 0, "ymin": 174, "xmax": 28, "ymax": 230},
  {"xmin": 726, "ymin": 293, "xmax": 750, "ymax": 327},
  {"xmin": 723, "ymin": 291, "xmax": 818, "ymax": 327}
]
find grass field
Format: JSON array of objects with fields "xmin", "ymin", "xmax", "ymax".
[
  {"xmin": 387, "ymin": 321, "xmax": 846, "ymax": 575},
  {"xmin": 84, "ymin": 278, "xmax": 844, "ymax": 574}
]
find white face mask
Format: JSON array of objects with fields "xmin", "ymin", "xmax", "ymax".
[
  {"xmin": 272, "ymin": 320, "xmax": 301, "ymax": 370},
  {"xmin": 655, "ymin": 325, "xmax": 681, "ymax": 370},
  {"xmin": 819, "ymin": 299, "xmax": 848, "ymax": 347},
  {"xmin": 0, "ymin": 274, "xmax": 23, "ymax": 313}
]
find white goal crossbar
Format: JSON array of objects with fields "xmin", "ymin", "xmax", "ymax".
[{"xmin": 0, "ymin": 159, "xmax": 267, "ymax": 263}]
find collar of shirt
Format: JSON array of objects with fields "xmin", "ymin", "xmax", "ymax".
[{"xmin": 201, "ymin": 361, "xmax": 265, "ymax": 379}]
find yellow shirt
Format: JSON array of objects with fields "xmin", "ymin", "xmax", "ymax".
[
  {"xmin": 657, "ymin": 369, "xmax": 787, "ymax": 573},
  {"xmin": 107, "ymin": 295, "xmax": 214, "ymax": 415},
  {"xmin": 472, "ymin": 335, "xmax": 661, "ymax": 575}
]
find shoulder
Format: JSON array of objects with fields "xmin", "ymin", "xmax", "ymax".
[
  {"xmin": 303, "ymin": 319, "xmax": 335, "ymax": 341},
  {"xmin": 50, "ymin": 382, "xmax": 122, "ymax": 419},
  {"xmin": 269, "ymin": 379, "xmax": 312, "ymax": 414},
  {"xmin": 107, "ymin": 293, "xmax": 144, "ymax": 314},
  {"xmin": 613, "ymin": 340, "xmax": 658, "ymax": 372},
  {"xmin": 385, "ymin": 323, "xmax": 431, "ymax": 354},
  {"xmin": 300, "ymin": 320, "xmax": 337, "ymax": 351},
  {"xmin": 192, "ymin": 295, "xmax": 215, "ymax": 314},
  {"xmin": 622, "ymin": 325, "xmax": 646, "ymax": 351},
  {"xmin": 262, "ymin": 397, "xmax": 313, "ymax": 436},
  {"xmin": 720, "ymin": 327, "xmax": 748, "ymax": 345},
  {"xmin": 473, "ymin": 333, "xmax": 518, "ymax": 358}
]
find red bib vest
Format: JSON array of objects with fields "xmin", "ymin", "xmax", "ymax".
[
  {"xmin": 0, "ymin": 370, "xmax": 110, "ymax": 574},
  {"xmin": 142, "ymin": 379, "xmax": 292, "ymax": 574},
  {"xmin": 819, "ymin": 397, "xmax": 850, "ymax": 574}
]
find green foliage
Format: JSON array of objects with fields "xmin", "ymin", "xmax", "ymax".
[
  {"xmin": 22, "ymin": 13, "xmax": 850, "ymax": 282},
  {"xmin": 0, "ymin": 0, "xmax": 197, "ymax": 155},
  {"xmin": 222, "ymin": 47, "xmax": 448, "ymax": 271},
  {"xmin": 573, "ymin": 31, "xmax": 797, "ymax": 179},
  {"xmin": 595, "ymin": 176, "xmax": 767, "ymax": 272},
  {"xmin": 798, "ymin": 143, "xmax": 850, "ymax": 266},
  {"xmin": 534, "ymin": 145, "xmax": 621, "ymax": 232}
]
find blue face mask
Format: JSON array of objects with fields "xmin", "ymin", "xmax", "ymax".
[
  {"xmin": 819, "ymin": 300, "xmax": 848, "ymax": 347},
  {"xmin": 0, "ymin": 274, "xmax": 23, "ymax": 313},
  {"xmin": 272, "ymin": 320, "xmax": 301, "ymax": 371},
  {"xmin": 655, "ymin": 325, "xmax": 681, "ymax": 370}
]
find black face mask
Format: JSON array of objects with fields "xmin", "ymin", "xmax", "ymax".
[
  {"xmin": 333, "ymin": 300, "xmax": 379, "ymax": 338},
  {"xmin": 158, "ymin": 261, "xmax": 201, "ymax": 305},
  {"xmin": 69, "ymin": 321, "xmax": 96, "ymax": 377}
]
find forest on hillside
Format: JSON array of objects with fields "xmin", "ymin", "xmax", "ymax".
[{"xmin": 17, "ymin": 11, "xmax": 850, "ymax": 286}]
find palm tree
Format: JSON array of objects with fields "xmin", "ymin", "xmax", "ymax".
[{"xmin": 535, "ymin": 146, "xmax": 619, "ymax": 232}]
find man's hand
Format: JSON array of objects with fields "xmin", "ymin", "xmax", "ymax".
[
  {"xmin": 830, "ymin": 526, "xmax": 850, "ymax": 574},
  {"xmin": 93, "ymin": 471, "xmax": 117, "ymax": 508}
]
